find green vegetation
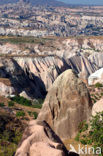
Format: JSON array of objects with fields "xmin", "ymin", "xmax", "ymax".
[
  {"xmin": 0, "ymin": 103, "xmax": 5, "ymax": 107},
  {"xmin": 95, "ymin": 82, "xmax": 103, "ymax": 88},
  {"xmin": 28, "ymin": 111, "xmax": 38, "ymax": 119},
  {"xmin": 16, "ymin": 111, "xmax": 25, "ymax": 117},
  {"xmin": 32, "ymin": 99, "xmax": 44, "ymax": 109},
  {"xmin": 75, "ymin": 132, "xmax": 80, "ymax": 141},
  {"xmin": 91, "ymin": 98, "xmax": 96, "ymax": 103},
  {"xmin": 33, "ymin": 112, "xmax": 38, "ymax": 119},
  {"xmin": 0, "ymin": 36, "xmax": 53, "ymax": 45},
  {"xmin": 78, "ymin": 120, "xmax": 88, "ymax": 133},
  {"xmin": 90, "ymin": 91, "xmax": 103, "ymax": 104},
  {"xmin": 28, "ymin": 111, "xmax": 32, "ymax": 116},
  {"xmin": 75, "ymin": 112, "xmax": 103, "ymax": 152},
  {"xmin": 0, "ymin": 113, "xmax": 25, "ymax": 156},
  {"xmin": 10, "ymin": 96, "xmax": 43, "ymax": 109},
  {"xmin": 8, "ymin": 101, "xmax": 14, "ymax": 107},
  {"xmin": 11, "ymin": 96, "xmax": 32, "ymax": 107}
]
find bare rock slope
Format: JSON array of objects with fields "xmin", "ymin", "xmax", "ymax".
[
  {"xmin": 0, "ymin": 56, "xmax": 69, "ymax": 98},
  {"xmin": 15, "ymin": 56, "xmax": 69, "ymax": 90},
  {"xmin": 15, "ymin": 120, "xmax": 69, "ymax": 156},
  {"xmin": 38, "ymin": 69, "xmax": 93, "ymax": 139}
]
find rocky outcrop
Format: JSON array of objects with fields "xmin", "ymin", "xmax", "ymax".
[
  {"xmin": 19, "ymin": 91, "xmax": 32, "ymax": 100},
  {"xmin": 38, "ymin": 69, "xmax": 92, "ymax": 139},
  {"xmin": 0, "ymin": 81, "xmax": 15, "ymax": 97},
  {"xmin": 66, "ymin": 55, "xmax": 97, "ymax": 76},
  {"xmin": 0, "ymin": 58, "xmax": 47, "ymax": 99},
  {"xmin": 89, "ymin": 52, "xmax": 103, "ymax": 68},
  {"xmin": 34, "ymin": 38, "xmax": 103, "ymax": 59},
  {"xmin": 88, "ymin": 68, "xmax": 103, "ymax": 85},
  {"xmin": 15, "ymin": 120, "xmax": 69, "ymax": 156},
  {"xmin": 92, "ymin": 98, "xmax": 103, "ymax": 116},
  {"xmin": 0, "ymin": 56, "xmax": 69, "ymax": 98},
  {"xmin": 15, "ymin": 56, "xmax": 69, "ymax": 90}
]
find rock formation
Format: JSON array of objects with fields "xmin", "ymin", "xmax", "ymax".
[
  {"xmin": 38, "ymin": 69, "xmax": 93, "ymax": 139},
  {"xmin": 92, "ymin": 98, "xmax": 103, "ymax": 116},
  {"xmin": 0, "ymin": 81, "xmax": 15, "ymax": 97},
  {"xmin": 0, "ymin": 58, "xmax": 47, "ymax": 99},
  {"xmin": 15, "ymin": 120, "xmax": 69, "ymax": 156},
  {"xmin": 89, "ymin": 52, "xmax": 103, "ymax": 68},
  {"xmin": 0, "ymin": 56, "xmax": 69, "ymax": 99},
  {"xmin": 88, "ymin": 68, "xmax": 103, "ymax": 85},
  {"xmin": 66, "ymin": 55, "xmax": 97, "ymax": 78},
  {"xmin": 15, "ymin": 56, "xmax": 69, "ymax": 90},
  {"xmin": 19, "ymin": 91, "xmax": 32, "ymax": 100}
]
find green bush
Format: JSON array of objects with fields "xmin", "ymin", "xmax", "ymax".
[
  {"xmin": 75, "ymin": 111, "xmax": 103, "ymax": 152},
  {"xmin": 80, "ymin": 139, "xmax": 87, "ymax": 145},
  {"xmin": 16, "ymin": 111, "xmax": 25, "ymax": 117},
  {"xmin": 32, "ymin": 103, "xmax": 42, "ymax": 109},
  {"xmin": 33, "ymin": 112, "xmax": 38, "ymax": 119},
  {"xmin": 32, "ymin": 99, "xmax": 44, "ymax": 109},
  {"xmin": 95, "ymin": 83, "xmax": 103, "ymax": 88},
  {"xmin": 0, "ymin": 113, "xmax": 24, "ymax": 156},
  {"xmin": 11, "ymin": 96, "xmax": 32, "ymax": 107},
  {"xmin": 75, "ymin": 132, "xmax": 80, "ymax": 141},
  {"xmin": 8, "ymin": 101, "xmax": 14, "ymax": 107},
  {"xmin": 78, "ymin": 120, "xmax": 88, "ymax": 133},
  {"xmin": 11, "ymin": 96, "xmax": 44, "ymax": 109},
  {"xmin": 28, "ymin": 111, "xmax": 32, "ymax": 116},
  {"xmin": 0, "ymin": 103, "xmax": 4, "ymax": 107},
  {"xmin": 91, "ymin": 98, "xmax": 96, "ymax": 103}
]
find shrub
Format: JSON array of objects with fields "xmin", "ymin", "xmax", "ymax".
[
  {"xmin": 11, "ymin": 96, "xmax": 32, "ymax": 107},
  {"xmin": 78, "ymin": 120, "xmax": 88, "ymax": 133},
  {"xmin": 0, "ymin": 103, "xmax": 4, "ymax": 107},
  {"xmin": 28, "ymin": 111, "xmax": 32, "ymax": 116},
  {"xmin": 32, "ymin": 99, "xmax": 44, "ymax": 109},
  {"xmin": 75, "ymin": 112, "xmax": 103, "ymax": 152},
  {"xmin": 33, "ymin": 112, "xmax": 38, "ymax": 119},
  {"xmin": 32, "ymin": 103, "xmax": 42, "ymax": 109},
  {"xmin": 8, "ymin": 101, "xmax": 14, "ymax": 107},
  {"xmin": 16, "ymin": 111, "xmax": 25, "ymax": 117},
  {"xmin": 0, "ymin": 113, "xmax": 24, "ymax": 156},
  {"xmin": 75, "ymin": 132, "xmax": 80, "ymax": 141},
  {"xmin": 95, "ymin": 83, "xmax": 103, "ymax": 88},
  {"xmin": 11, "ymin": 96, "xmax": 44, "ymax": 109},
  {"xmin": 91, "ymin": 98, "xmax": 96, "ymax": 103},
  {"xmin": 80, "ymin": 139, "xmax": 87, "ymax": 145}
]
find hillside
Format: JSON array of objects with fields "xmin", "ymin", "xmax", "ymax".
[
  {"xmin": 0, "ymin": 0, "xmax": 18, "ymax": 5},
  {"xmin": 0, "ymin": 0, "xmax": 68, "ymax": 7},
  {"xmin": 30, "ymin": 0, "xmax": 68, "ymax": 7}
]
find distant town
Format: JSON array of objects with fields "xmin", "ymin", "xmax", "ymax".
[{"xmin": 0, "ymin": 0, "xmax": 103, "ymax": 37}]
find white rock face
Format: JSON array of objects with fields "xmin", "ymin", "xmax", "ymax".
[
  {"xmin": 88, "ymin": 68, "xmax": 103, "ymax": 85},
  {"xmin": 19, "ymin": 91, "xmax": 32, "ymax": 100},
  {"xmin": 0, "ymin": 82, "xmax": 15, "ymax": 97}
]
